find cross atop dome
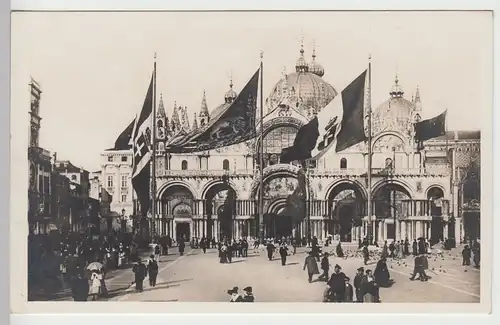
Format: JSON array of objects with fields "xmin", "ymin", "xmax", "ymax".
[
  {"xmin": 224, "ymin": 76, "xmax": 238, "ymax": 103},
  {"xmin": 295, "ymin": 38, "xmax": 308, "ymax": 73},
  {"xmin": 309, "ymin": 40, "xmax": 325, "ymax": 77},
  {"xmin": 390, "ymin": 74, "xmax": 404, "ymax": 98}
]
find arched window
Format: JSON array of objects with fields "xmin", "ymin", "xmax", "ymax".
[
  {"xmin": 222, "ymin": 159, "xmax": 230, "ymax": 170},
  {"xmin": 181, "ymin": 160, "xmax": 188, "ymax": 170},
  {"xmin": 340, "ymin": 158, "xmax": 347, "ymax": 169}
]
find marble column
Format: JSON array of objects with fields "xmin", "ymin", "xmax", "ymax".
[
  {"xmin": 372, "ymin": 220, "xmax": 376, "ymax": 241},
  {"xmin": 395, "ymin": 220, "xmax": 401, "ymax": 241},
  {"xmin": 173, "ymin": 221, "xmax": 177, "ymax": 240},
  {"xmin": 443, "ymin": 223, "xmax": 448, "ymax": 239},
  {"xmin": 401, "ymin": 221, "xmax": 407, "ymax": 239},
  {"xmin": 377, "ymin": 221, "xmax": 383, "ymax": 243}
]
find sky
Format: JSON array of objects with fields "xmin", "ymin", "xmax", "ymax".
[{"xmin": 11, "ymin": 11, "xmax": 492, "ymax": 171}]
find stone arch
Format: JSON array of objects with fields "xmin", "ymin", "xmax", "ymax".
[
  {"xmin": 267, "ymin": 198, "xmax": 288, "ymax": 214},
  {"xmin": 157, "ymin": 180, "xmax": 198, "ymax": 201},
  {"xmin": 201, "ymin": 178, "xmax": 239, "ymax": 200},
  {"xmin": 425, "ymin": 185, "xmax": 445, "ymax": 199},
  {"xmin": 325, "ymin": 179, "xmax": 367, "ymax": 241},
  {"xmin": 371, "ymin": 179, "xmax": 414, "ymax": 200},
  {"xmin": 254, "ymin": 117, "xmax": 305, "ymax": 165},
  {"xmin": 324, "ymin": 179, "xmax": 368, "ymax": 202}
]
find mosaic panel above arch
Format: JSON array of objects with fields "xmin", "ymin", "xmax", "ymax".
[{"xmin": 372, "ymin": 133, "xmax": 406, "ymax": 152}]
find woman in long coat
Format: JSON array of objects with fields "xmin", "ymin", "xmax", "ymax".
[{"xmin": 303, "ymin": 251, "xmax": 320, "ymax": 283}]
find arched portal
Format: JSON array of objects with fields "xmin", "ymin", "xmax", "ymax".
[
  {"xmin": 427, "ymin": 186, "xmax": 445, "ymax": 243},
  {"xmin": 461, "ymin": 161, "xmax": 480, "ymax": 240},
  {"xmin": 264, "ymin": 200, "xmax": 294, "ymax": 240},
  {"xmin": 326, "ymin": 181, "xmax": 367, "ymax": 242},
  {"xmin": 204, "ymin": 181, "xmax": 237, "ymax": 241},
  {"xmin": 372, "ymin": 182, "xmax": 411, "ymax": 241},
  {"xmin": 160, "ymin": 184, "xmax": 194, "ymax": 241}
]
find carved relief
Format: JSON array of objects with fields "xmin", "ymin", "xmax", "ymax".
[
  {"xmin": 263, "ymin": 176, "xmax": 298, "ymax": 199},
  {"xmin": 373, "ymin": 134, "xmax": 405, "ymax": 152},
  {"xmin": 173, "ymin": 203, "xmax": 192, "ymax": 218}
]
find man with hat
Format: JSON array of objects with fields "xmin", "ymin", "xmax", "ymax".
[
  {"xmin": 353, "ymin": 267, "xmax": 365, "ymax": 302},
  {"xmin": 319, "ymin": 252, "xmax": 331, "ymax": 282},
  {"xmin": 327, "ymin": 264, "xmax": 347, "ymax": 302},
  {"xmin": 227, "ymin": 286, "xmax": 243, "ymax": 302},
  {"xmin": 242, "ymin": 286, "xmax": 254, "ymax": 302},
  {"xmin": 147, "ymin": 254, "xmax": 159, "ymax": 287}
]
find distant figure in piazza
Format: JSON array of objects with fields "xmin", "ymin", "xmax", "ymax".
[
  {"xmin": 336, "ymin": 242, "xmax": 344, "ymax": 258},
  {"xmin": 219, "ymin": 242, "xmax": 228, "ymax": 264},
  {"xmin": 178, "ymin": 238, "xmax": 185, "ymax": 256},
  {"xmin": 279, "ymin": 243, "xmax": 289, "ymax": 266},
  {"xmin": 266, "ymin": 241, "xmax": 276, "ymax": 261},
  {"xmin": 362, "ymin": 245, "xmax": 370, "ymax": 265},
  {"xmin": 462, "ymin": 245, "xmax": 472, "ymax": 266}
]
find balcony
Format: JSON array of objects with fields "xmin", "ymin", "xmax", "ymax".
[{"xmin": 161, "ymin": 169, "xmax": 255, "ymax": 177}]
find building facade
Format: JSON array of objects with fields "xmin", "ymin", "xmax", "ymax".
[
  {"xmin": 107, "ymin": 46, "xmax": 481, "ymax": 244},
  {"xmin": 28, "ymin": 79, "xmax": 53, "ymax": 234}
]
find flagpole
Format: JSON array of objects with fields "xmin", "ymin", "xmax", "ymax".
[
  {"xmin": 366, "ymin": 55, "xmax": 374, "ymax": 244},
  {"xmin": 151, "ymin": 53, "xmax": 157, "ymax": 239},
  {"xmin": 258, "ymin": 51, "xmax": 265, "ymax": 243}
]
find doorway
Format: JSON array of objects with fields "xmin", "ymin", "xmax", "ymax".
[
  {"xmin": 265, "ymin": 214, "xmax": 293, "ymax": 239},
  {"xmin": 176, "ymin": 222, "xmax": 190, "ymax": 241},
  {"xmin": 430, "ymin": 217, "xmax": 444, "ymax": 243},
  {"xmin": 338, "ymin": 205, "xmax": 353, "ymax": 242}
]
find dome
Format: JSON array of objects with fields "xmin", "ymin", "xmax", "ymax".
[
  {"xmin": 372, "ymin": 76, "xmax": 415, "ymax": 133},
  {"xmin": 308, "ymin": 48, "xmax": 325, "ymax": 77},
  {"xmin": 224, "ymin": 79, "xmax": 238, "ymax": 103},
  {"xmin": 267, "ymin": 46, "xmax": 337, "ymax": 116}
]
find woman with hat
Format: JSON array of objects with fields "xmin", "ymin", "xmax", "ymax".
[
  {"xmin": 227, "ymin": 287, "xmax": 243, "ymax": 302},
  {"xmin": 242, "ymin": 286, "xmax": 254, "ymax": 302}
]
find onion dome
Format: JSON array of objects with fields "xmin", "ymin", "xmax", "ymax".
[
  {"xmin": 267, "ymin": 44, "xmax": 337, "ymax": 116},
  {"xmin": 295, "ymin": 42, "xmax": 309, "ymax": 73},
  {"xmin": 372, "ymin": 75, "xmax": 415, "ymax": 134},
  {"xmin": 224, "ymin": 79, "xmax": 238, "ymax": 103},
  {"xmin": 308, "ymin": 46, "xmax": 325, "ymax": 77}
]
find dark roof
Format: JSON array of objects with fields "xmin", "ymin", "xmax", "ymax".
[
  {"xmin": 429, "ymin": 130, "xmax": 481, "ymax": 141},
  {"xmin": 108, "ymin": 119, "xmax": 135, "ymax": 151}
]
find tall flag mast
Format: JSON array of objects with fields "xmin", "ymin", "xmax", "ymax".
[
  {"xmin": 258, "ymin": 51, "xmax": 265, "ymax": 242},
  {"xmin": 366, "ymin": 54, "xmax": 373, "ymax": 240},
  {"xmin": 151, "ymin": 53, "xmax": 158, "ymax": 237}
]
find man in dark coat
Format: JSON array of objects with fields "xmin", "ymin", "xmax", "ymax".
[
  {"xmin": 327, "ymin": 264, "xmax": 347, "ymax": 302},
  {"xmin": 418, "ymin": 238, "xmax": 426, "ymax": 255},
  {"xmin": 279, "ymin": 244, "xmax": 288, "ymax": 266},
  {"xmin": 200, "ymin": 237, "xmax": 207, "ymax": 254},
  {"xmin": 336, "ymin": 242, "xmax": 344, "ymax": 258},
  {"xmin": 147, "ymin": 255, "xmax": 159, "ymax": 287},
  {"xmin": 71, "ymin": 273, "xmax": 89, "ymax": 301},
  {"xmin": 374, "ymin": 257, "xmax": 391, "ymax": 287},
  {"xmin": 319, "ymin": 253, "xmax": 330, "ymax": 281},
  {"xmin": 353, "ymin": 267, "xmax": 364, "ymax": 302},
  {"xmin": 242, "ymin": 239, "xmax": 249, "ymax": 257},
  {"xmin": 462, "ymin": 245, "xmax": 471, "ymax": 266},
  {"xmin": 404, "ymin": 237, "xmax": 410, "ymax": 256},
  {"xmin": 412, "ymin": 239, "xmax": 418, "ymax": 256},
  {"xmin": 132, "ymin": 260, "xmax": 147, "ymax": 292}
]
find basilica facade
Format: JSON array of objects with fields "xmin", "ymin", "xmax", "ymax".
[{"xmin": 134, "ymin": 46, "xmax": 480, "ymax": 244}]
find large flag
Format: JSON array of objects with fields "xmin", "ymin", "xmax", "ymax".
[
  {"xmin": 112, "ymin": 119, "xmax": 135, "ymax": 150},
  {"xmin": 414, "ymin": 110, "xmax": 447, "ymax": 143},
  {"xmin": 167, "ymin": 68, "xmax": 260, "ymax": 153},
  {"xmin": 279, "ymin": 168, "xmax": 307, "ymax": 225},
  {"xmin": 279, "ymin": 69, "xmax": 366, "ymax": 163},
  {"xmin": 132, "ymin": 73, "xmax": 154, "ymax": 216},
  {"xmin": 335, "ymin": 70, "xmax": 367, "ymax": 152}
]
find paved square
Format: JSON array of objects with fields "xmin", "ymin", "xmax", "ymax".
[{"xmin": 108, "ymin": 246, "xmax": 480, "ymax": 303}]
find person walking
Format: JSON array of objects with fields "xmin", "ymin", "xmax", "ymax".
[
  {"xmin": 279, "ymin": 243, "xmax": 289, "ymax": 266},
  {"xmin": 462, "ymin": 245, "xmax": 471, "ymax": 266},
  {"xmin": 362, "ymin": 245, "xmax": 369, "ymax": 265},
  {"xmin": 147, "ymin": 255, "xmax": 159, "ymax": 288},
  {"xmin": 319, "ymin": 253, "xmax": 330, "ymax": 281},
  {"xmin": 353, "ymin": 267, "xmax": 364, "ymax": 302},
  {"xmin": 132, "ymin": 260, "xmax": 147, "ymax": 292},
  {"xmin": 89, "ymin": 270, "xmax": 102, "ymax": 301},
  {"xmin": 303, "ymin": 251, "xmax": 320, "ymax": 283},
  {"xmin": 154, "ymin": 244, "xmax": 161, "ymax": 262},
  {"xmin": 327, "ymin": 264, "xmax": 347, "ymax": 302},
  {"xmin": 266, "ymin": 241, "xmax": 275, "ymax": 261}
]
